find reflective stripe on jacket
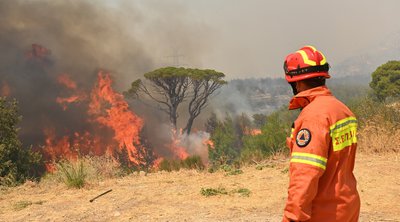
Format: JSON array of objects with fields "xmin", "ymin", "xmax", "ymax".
[{"xmin": 283, "ymin": 86, "xmax": 360, "ymax": 222}]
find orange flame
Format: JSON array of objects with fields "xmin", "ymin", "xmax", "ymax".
[
  {"xmin": 88, "ymin": 71, "xmax": 144, "ymax": 164},
  {"xmin": 250, "ymin": 129, "xmax": 262, "ymax": 135},
  {"xmin": 56, "ymin": 74, "xmax": 86, "ymax": 110},
  {"xmin": 25, "ymin": 44, "xmax": 51, "ymax": 59},
  {"xmin": 44, "ymin": 70, "xmax": 145, "ymax": 169},
  {"xmin": 58, "ymin": 74, "xmax": 77, "ymax": 89},
  {"xmin": 1, "ymin": 81, "xmax": 10, "ymax": 97},
  {"xmin": 205, "ymin": 139, "xmax": 214, "ymax": 149},
  {"xmin": 170, "ymin": 129, "xmax": 189, "ymax": 159}
]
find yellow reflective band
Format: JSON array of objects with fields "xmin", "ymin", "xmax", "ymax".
[
  {"xmin": 297, "ymin": 50, "xmax": 316, "ymax": 66},
  {"xmin": 304, "ymin": 45, "xmax": 317, "ymax": 52},
  {"xmin": 290, "ymin": 152, "xmax": 327, "ymax": 170},
  {"xmin": 330, "ymin": 117, "xmax": 358, "ymax": 151},
  {"xmin": 330, "ymin": 117, "xmax": 357, "ymax": 132},
  {"xmin": 299, "ymin": 46, "xmax": 326, "ymax": 65},
  {"xmin": 290, "ymin": 128, "xmax": 294, "ymax": 138},
  {"xmin": 319, "ymin": 51, "xmax": 327, "ymax": 65}
]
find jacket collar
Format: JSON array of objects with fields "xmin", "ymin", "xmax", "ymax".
[{"xmin": 288, "ymin": 86, "xmax": 332, "ymax": 110}]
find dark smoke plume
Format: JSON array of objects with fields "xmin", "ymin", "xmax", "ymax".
[{"xmin": 0, "ymin": 1, "xmax": 151, "ymax": 151}]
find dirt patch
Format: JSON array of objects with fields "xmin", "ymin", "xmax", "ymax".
[{"xmin": 0, "ymin": 153, "xmax": 399, "ymax": 222}]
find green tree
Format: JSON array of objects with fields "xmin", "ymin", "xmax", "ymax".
[
  {"xmin": 370, "ymin": 61, "xmax": 400, "ymax": 101},
  {"xmin": 126, "ymin": 67, "xmax": 226, "ymax": 134},
  {"xmin": 208, "ymin": 116, "xmax": 239, "ymax": 166},
  {"xmin": 0, "ymin": 97, "xmax": 42, "ymax": 186}
]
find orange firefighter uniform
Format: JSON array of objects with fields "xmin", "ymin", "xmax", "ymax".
[{"xmin": 283, "ymin": 86, "xmax": 360, "ymax": 222}]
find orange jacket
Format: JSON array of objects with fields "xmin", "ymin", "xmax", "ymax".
[{"xmin": 283, "ymin": 86, "xmax": 360, "ymax": 222}]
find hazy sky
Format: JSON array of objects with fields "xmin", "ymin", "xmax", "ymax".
[{"xmin": 130, "ymin": 0, "xmax": 400, "ymax": 79}]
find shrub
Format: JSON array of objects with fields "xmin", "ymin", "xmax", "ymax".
[
  {"xmin": 232, "ymin": 188, "xmax": 251, "ymax": 197},
  {"xmin": 80, "ymin": 155, "xmax": 122, "ymax": 179},
  {"xmin": 349, "ymin": 96, "xmax": 400, "ymax": 128},
  {"xmin": 200, "ymin": 187, "xmax": 228, "ymax": 197},
  {"xmin": 0, "ymin": 98, "xmax": 43, "ymax": 186},
  {"xmin": 240, "ymin": 107, "xmax": 297, "ymax": 163},
  {"xmin": 56, "ymin": 160, "xmax": 87, "ymax": 188},
  {"xmin": 208, "ymin": 116, "xmax": 240, "ymax": 167},
  {"xmin": 158, "ymin": 155, "xmax": 205, "ymax": 172},
  {"xmin": 181, "ymin": 155, "xmax": 205, "ymax": 170},
  {"xmin": 349, "ymin": 96, "xmax": 400, "ymax": 153},
  {"xmin": 225, "ymin": 169, "xmax": 243, "ymax": 176}
]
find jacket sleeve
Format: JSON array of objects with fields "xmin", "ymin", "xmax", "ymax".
[{"xmin": 283, "ymin": 118, "xmax": 330, "ymax": 222}]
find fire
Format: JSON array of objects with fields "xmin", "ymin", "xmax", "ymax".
[
  {"xmin": 1, "ymin": 81, "xmax": 10, "ymax": 97},
  {"xmin": 170, "ymin": 129, "xmax": 190, "ymax": 159},
  {"xmin": 88, "ymin": 71, "xmax": 144, "ymax": 164},
  {"xmin": 58, "ymin": 74, "xmax": 77, "ymax": 89},
  {"xmin": 250, "ymin": 129, "xmax": 262, "ymax": 135},
  {"xmin": 44, "ymin": 70, "xmax": 146, "ymax": 168},
  {"xmin": 25, "ymin": 44, "xmax": 52, "ymax": 66},
  {"xmin": 56, "ymin": 74, "xmax": 87, "ymax": 110},
  {"xmin": 43, "ymin": 128, "xmax": 77, "ymax": 162},
  {"xmin": 205, "ymin": 139, "xmax": 214, "ymax": 149}
]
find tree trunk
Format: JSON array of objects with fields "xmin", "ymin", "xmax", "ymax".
[
  {"xmin": 170, "ymin": 107, "xmax": 178, "ymax": 130},
  {"xmin": 184, "ymin": 116, "xmax": 195, "ymax": 135}
]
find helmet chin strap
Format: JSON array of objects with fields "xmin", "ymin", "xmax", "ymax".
[{"xmin": 289, "ymin": 82, "xmax": 298, "ymax": 95}]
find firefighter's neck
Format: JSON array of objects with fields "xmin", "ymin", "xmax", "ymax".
[{"xmin": 295, "ymin": 81, "xmax": 313, "ymax": 93}]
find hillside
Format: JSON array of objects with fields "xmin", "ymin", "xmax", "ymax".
[{"xmin": 0, "ymin": 153, "xmax": 398, "ymax": 222}]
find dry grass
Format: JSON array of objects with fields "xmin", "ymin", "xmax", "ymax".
[
  {"xmin": 43, "ymin": 155, "xmax": 122, "ymax": 187},
  {"xmin": 1, "ymin": 154, "xmax": 398, "ymax": 221},
  {"xmin": 357, "ymin": 117, "xmax": 400, "ymax": 154}
]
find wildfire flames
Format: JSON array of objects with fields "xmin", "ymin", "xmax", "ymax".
[
  {"xmin": 88, "ymin": 71, "xmax": 144, "ymax": 164},
  {"xmin": 1, "ymin": 81, "xmax": 10, "ymax": 97},
  {"xmin": 1, "ymin": 0, "xmax": 215, "ymax": 173},
  {"xmin": 4, "ymin": 43, "xmax": 211, "ymax": 171},
  {"xmin": 170, "ymin": 129, "xmax": 190, "ymax": 159},
  {"xmin": 250, "ymin": 129, "xmax": 262, "ymax": 136},
  {"xmin": 44, "ymin": 70, "xmax": 147, "ymax": 168}
]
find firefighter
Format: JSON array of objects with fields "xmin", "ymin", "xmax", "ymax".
[{"xmin": 282, "ymin": 46, "xmax": 360, "ymax": 222}]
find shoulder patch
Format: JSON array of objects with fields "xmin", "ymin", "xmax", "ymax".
[{"xmin": 296, "ymin": 128, "xmax": 311, "ymax": 147}]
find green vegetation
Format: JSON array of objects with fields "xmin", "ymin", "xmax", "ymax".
[
  {"xmin": 208, "ymin": 116, "xmax": 240, "ymax": 167},
  {"xmin": 0, "ymin": 97, "xmax": 42, "ymax": 186},
  {"xmin": 241, "ymin": 108, "xmax": 297, "ymax": 162},
  {"xmin": 232, "ymin": 188, "xmax": 251, "ymax": 197},
  {"xmin": 349, "ymin": 96, "xmax": 400, "ymax": 128},
  {"xmin": 13, "ymin": 200, "xmax": 44, "ymax": 211},
  {"xmin": 200, "ymin": 186, "xmax": 251, "ymax": 197},
  {"xmin": 56, "ymin": 160, "xmax": 87, "ymax": 188},
  {"xmin": 370, "ymin": 61, "xmax": 400, "ymax": 101},
  {"xmin": 200, "ymin": 187, "xmax": 228, "ymax": 197},
  {"xmin": 225, "ymin": 169, "xmax": 243, "ymax": 176},
  {"xmin": 158, "ymin": 155, "xmax": 205, "ymax": 172},
  {"xmin": 206, "ymin": 108, "xmax": 297, "ymax": 168}
]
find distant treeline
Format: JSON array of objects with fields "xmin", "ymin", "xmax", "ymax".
[{"xmin": 211, "ymin": 74, "xmax": 371, "ymax": 116}]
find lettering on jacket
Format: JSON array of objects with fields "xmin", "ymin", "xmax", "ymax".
[{"xmin": 330, "ymin": 117, "xmax": 357, "ymax": 151}]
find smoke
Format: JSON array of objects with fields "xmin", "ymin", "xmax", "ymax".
[
  {"xmin": 170, "ymin": 0, "xmax": 400, "ymax": 79},
  {"xmin": 0, "ymin": 0, "xmax": 212, "ymax": 161}
]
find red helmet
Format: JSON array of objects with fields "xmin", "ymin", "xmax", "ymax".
[{"xmin": 283, "ymin": 46, "xmax": 330, "ymax": 83}]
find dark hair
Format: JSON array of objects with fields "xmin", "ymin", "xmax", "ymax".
[{"xmin": 302, "ymin": 77, "xmax": 326, "ymax": 88}]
